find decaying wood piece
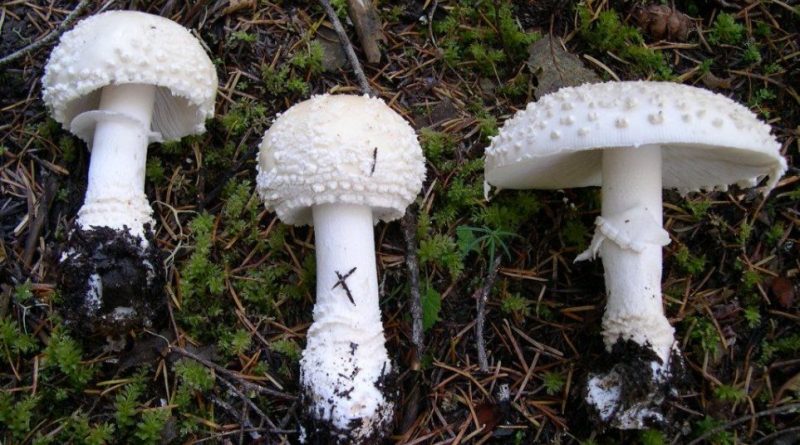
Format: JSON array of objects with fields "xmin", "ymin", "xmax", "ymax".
[{"xmin": 346, "ymin": 0, "xmax": 384, "ymax": 63}]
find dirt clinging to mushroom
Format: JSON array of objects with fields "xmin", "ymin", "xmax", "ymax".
[
  {"xmin": 57, "ymin": 225, "xmax": 166, "ymax": 336},
  {"xmin": 299, "ymin": 346, "xmax": 398, "ymax": 445},
  {"xmin": 585, "ymin": 338, "xmax": 687, "ymax": 429}
]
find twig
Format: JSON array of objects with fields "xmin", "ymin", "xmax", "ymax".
[
  {"xmin": 475, "ymin": 256, "xmax": 502, "ymax": 373},
  {"xmin": 0, "ymin": 0, "xmax": 92, "ymax": 67},
  {"xmin": 318, "ymin": 0, "xmax": 373, "ymax": 96},
  {"xmin": 22, "ymin": 175, "xmax": 58, "ymax": 269},
  {"xmin": 401, "ymin": 209, "xmax": 424, "ymax": 367},
  {"xmin": 345, "ymin": 0, "xmax": 383, "ymax": 63},
  {"xmin": 210, "ymin": 394, "xmax": 261, "ymax": 441},
  {"xmin": 686, "ymin": 403, "xmax": 800, "ymax": 445},
  {"xmin": 169, "ymin": 345, "xmax": 295, "ymax": 400}
]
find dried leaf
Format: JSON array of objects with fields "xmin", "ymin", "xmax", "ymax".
[
  {"xmin": 475, "ymin": 402, "xmax": 502, "ymax": 432},
  {"xmin": 634, "ymin": 4, "xmax": 692, "ymax": 41},
  {"xmin": 771, "ymin": 276, "xmax": 795, "ymax": 308},
  {"xmin": 222, "ymin": 0, "xmax": 255, "ymax": 16},
  {"xmin": 528, "ymin": 36, "xmax": 600, "ymax": 99},
  {"xmin": 702, "ymin": 71, "xmax": 734, "ymax": 90}
]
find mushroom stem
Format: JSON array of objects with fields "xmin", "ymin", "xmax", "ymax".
[
  {"xmin": 301, "ymin": 203, "xmax": 393, "ymax": 437},
  {"xmin": 599, "ymin": 145, "xmax": 674, "ymax": 362},
  {"xmin": 585, "ymin": 145, "xmax": 678, "ymax": 428},
  {"xmin": 77, "ymin": 83, "xmax": 157, "ymax": 238}
]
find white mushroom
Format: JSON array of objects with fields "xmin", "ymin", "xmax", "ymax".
[
  {"xmin": 42, "ymin": 10, "xmax": 217, "ymax": 333},
  {"xmin": 256, "ymin": 94, "xmax": 426, "ymax": 444},
  {"xmin": 485, "ymin": 81, "xmax": 786, "ymax": 429},
  {"xmin": 42, "ymin": 10, "xmax": 217, "ymax": 238}
]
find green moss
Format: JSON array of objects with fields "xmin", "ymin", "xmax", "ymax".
[
  {"xmin": 500, "ymin": 293, "xmax": 531, "ymax": 319},
  {"xmin": 708, "ymin": 13, "xmax": 744, "ymax": 46},
  {"xmin": 640, "ymin": 429, "xmax": 666, "ymax": 445},
  {"xmin": 419, "ymin": 233, "xmax": 464, "ymax": 277},
  {"xmin": 433, "ymin": 1, "xmax": 538, "ymax": 76},
  {"xmin": 675, "ymin": 245, "xmax": 707, "ymax": 275},
  {"xmin": 542, "ymin": 371, "xmax": 565, "ymax": 395},
  {"xmin": 577, "ymin": 5, "xmax": 671, "ymax": 77}
]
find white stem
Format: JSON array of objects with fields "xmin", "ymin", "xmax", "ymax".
[
  {"xmin": 301, "ymin": 203, "xmax": 392, "ymax": 437},
  {"xmin": 76, "ymin": 83, "xmax": 156, "ymax": 238},
  {"xmin": 600, "ymin": 146, "xmax": 674, "ymax": 363}
]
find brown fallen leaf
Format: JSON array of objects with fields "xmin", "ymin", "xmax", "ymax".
[
  {"xmin": 475, "ymin": 401, "xmax": 502, "ymax": 432},
  {"xmin": 528, "ymin": 36, "xmax": 600, "ymax": 99},
  {"xmin": 633, "ymin": 4, "xmax": 693, "ymax": 41},
  {"xmin": 770, "ymin": 276, "xmax": 796, "ymax": 308},
  {"xmin": 222, "ymin": 0, "xmax": 255, "ymax": 16},
  {"xmin": 701, "ymin": 71, "xmax": 734, "ymax": 90}
]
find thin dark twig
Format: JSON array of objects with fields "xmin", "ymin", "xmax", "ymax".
[
  {"xmin": 476, "ymin": 256, "xmax": 502, "ymax": 373},
  {"xmin": 217, "ymin": 376, "xmax": 277, "ymax": 429},
  {"xmin": 23, "ymin": 175, "xmax": 58, "ymax": 268},
  {"xmin": 318, "ymin": 0, "xmax": 373, "ymax": 96},
  {"xmin": 401, "ymin": 209, "xmax": 424, "ymax": 366},
  {"xmin": 169, "ymin": 345, "xmax": 295, "ymax": 400},
  {"xmin": 0, "ymin": 0, "xmax": 92, "ymax": 67},
  {"xmin": 210, "ymin": 394, "xmax": 261, "ymax": 441},
  {"xmin": 687, "ymin": 403, "xmax": 800, "ymax": 445},
  {"xmin": 752, "ymin": 426, "xmax": 800, "ymax": 444},
  {"xmin": 333, "ymin": 267, "xmax": 357, "ymax": 305}
]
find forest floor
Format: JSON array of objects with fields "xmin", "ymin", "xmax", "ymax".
[{"xmin": 1, "ymin": 0, "xmax": 798, "ymax": 444}]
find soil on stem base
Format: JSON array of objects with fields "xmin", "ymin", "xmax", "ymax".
[
  {"xmin": 585, "ymin": 338, "xmax": 687, "ymax": 430},
  {"xmin": 57, "ymin": 225, "xmax": 166, "ymax": 337}
]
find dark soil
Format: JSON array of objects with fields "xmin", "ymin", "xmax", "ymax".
[{"xmin": 57, "ymin": 225, "xmax": 166, "ymax": 337}]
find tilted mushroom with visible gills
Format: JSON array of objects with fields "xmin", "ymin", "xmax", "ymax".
[
  {"xmin": 484, "ymin": 81, "xmax": 786, "ymax": 429},
  {"xmin": 42, "ymin": 10, "xmax": 217, "ymax": 334},
  {"xmin": 256, "ymin": 94, "xmax": 426, "ymax": 444}
]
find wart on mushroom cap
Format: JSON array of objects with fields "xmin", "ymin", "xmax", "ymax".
[
  {"xmin": 42, "ymin": 10, "xmax": 217, "ymax": 336},
  {"xmin": 256, "ymin": 94, "xmax": 426, "ymax": 444},
  {"xmin": 485, "ymin": 81, "xmax": 786, "ymax": 429}
]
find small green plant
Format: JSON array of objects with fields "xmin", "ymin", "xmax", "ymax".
[
  {"xmin": 115, "ymin": 379, "xmax": 144, "ymax": 429},
  {"xmin": 640, "ymin": 429, "xmax": 665, "ymax": 445},
  {"xmin": 433, "ymin": 1, "xmax": 538, "ymax": 76},
  {"xmin": 229, "ymin": 30, "xmax": 257, "ymax": 45},
  {"xmin": 421, "ymin": 283, "xmax": 442, "ymax": 331},
  {"xmin": 742, "ymin": 269, "xmax": 761, "ymax": 289},
  {"xmin": 134, "ymin": 409, "xmax": 169, "ymax": 445},
  {"xmin": 271, "ymin": 338, "xmax": 302, "ymax": 362},
  {"xmin": 674, "ymin": 245, "xmax": 707, "ymax": 275},
  {"xmin": 577, "ymin": 5, "xmax": 671, "ymax": 76},
  {"xmin": 419, "ymin": 234, "xmax": 464, "ymax": 277},
  {"xmin": 738, "ymin": 221, "xmax": 752, "ymax": 246},
  {"xmin": 43, "ymin": 330, "xmax": 93, "ymax": 387},
  {"xmin": 220, "ymin": 99, "xmax": 267, "ymax": 136},
  {"xmin": 742, "ymin": 41, "xmax": 762, "ymax": 64},
  {"xmin": 419, "ymin": 129, "xmax": 455, "ymax": 165},
  {"xmin": 685, "ymin": 199, "xmax": 712, "ymax": 219},
  {"xmin": 766, "ymin": 223, "xmax": 785, "ymax": 246},
  {"xmin": 218, "ymin": 328, "xmax": 252, "ymax": 357},
  {"xmin": 542, "ymin": 371, "xmax": 565, "ymax": 395},
  {"xmin": 694, "ymin": 416, "xmax": 735, "ymax": 445},
  {"xmin": 500, "ymin": 293, "xmax": 531, "ymax": 320},
  {"xmin": 174, "ymin": 359, "xmax": 215, "ymax": 393},
  {"xmin": 707, "ymin": 13, "xmax": 744, "ymax": 46},
  {"xmin": 0, "ymin": 393, "xmax": 39, "ymax": 439},
  {"xmin": 715, "ymin": 384, "xmax": 746, "ymax": 403},
  {"xmin": 456, "ymin": 225, "xmax": 518, "ymax": 266},
  {"xmin": 688, "ymin": 316, "xmax": 721, "ymax": 355},
  {"xmin": 743, "ymin": 306, "xmax": 761, "ymax": 328},
  {"xmin": 145, "ymin": 158, "xmax": 165, "ymax": 185}
]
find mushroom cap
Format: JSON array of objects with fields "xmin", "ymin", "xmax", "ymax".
[
  {"xmin": 42, "ymin": 10, "xmax": 217, "ymax": 143},
  {"xmin": 485, "ymin": 81, "xmax": 787, "ymax": 193},
  {"xmin": 256, "ymin": 94, "xmax": 426, "ymax": 226}
]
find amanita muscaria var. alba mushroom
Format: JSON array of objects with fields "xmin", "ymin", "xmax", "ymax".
[
  {"xmin": 485, "ymin": 81, "xmax": 786, "ymax": 429},
  {"xmin": 256, "ymin": 94, "xmax": 426, "ymax": 444},
  {"xmin": 42, "ymin": 10, "xmax": 217, "ymax": 334}
]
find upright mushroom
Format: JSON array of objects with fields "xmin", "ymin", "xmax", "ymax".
[
  {"xmin": 42, "ymin": 10, "xmax": 217, "ymax": 334},
  {"xmin": 256, "ymin": 94, "xmax": 426, "ymax": 443},
  {"xmin": 484, "ymin": 81, "xmax": 786, "ymax": 428}
]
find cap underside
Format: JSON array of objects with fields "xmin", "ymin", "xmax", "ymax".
[{"xmin": 487, "ymin": 143, "xmax": 783, "ymax": 191}]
